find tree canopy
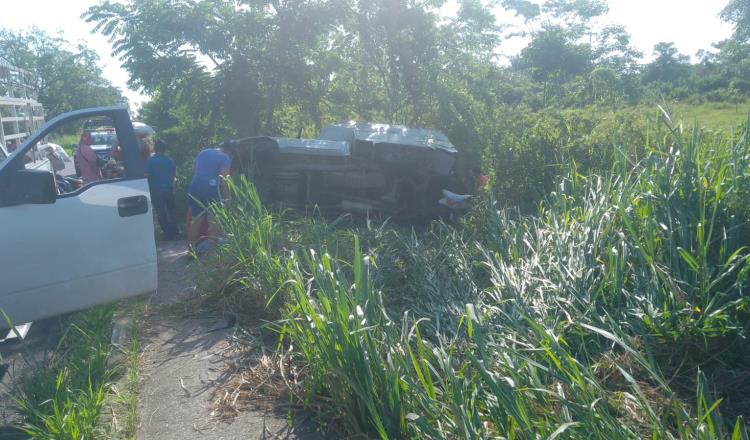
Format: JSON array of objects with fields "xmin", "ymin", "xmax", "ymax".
[
  {"xmin": 0, "ymin": 28, "xmax": 124, "ymax": 117},
  {"xmin": 80, "ymin": 0, "xmax": 750, "ymax": 165},
  {"xmin": 722, "ymin": 0, "xmax": 750, "ymax": 44}
]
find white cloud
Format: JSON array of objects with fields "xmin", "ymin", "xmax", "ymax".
[
  {"xmin": 493, "ymin": 0, "xmax": 732, "ymax": 61},
  {"xmin": 0, "ymin": 0, "xmax": 143, "ymax": 107},
  {"xmin": 606, "ymin": 0, "xmax": 732, "ymax": 60}
]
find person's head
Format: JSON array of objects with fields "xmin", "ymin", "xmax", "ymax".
[
  {"xmin": 137, "ymin": 134, "xmax": 153, "ymax": 155},
  {"xmin": 154, "ymin": 140, "xmax": 167, "ymax": 154},
  {"xmin": 219, "ymin": 140, "xmax": 234, "ymax": 152}
]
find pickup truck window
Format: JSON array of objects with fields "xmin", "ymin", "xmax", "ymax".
[
  {"xmin": 91, "ymin": 133, "xmax": 117, "ymax": 146},
  {"xmin": 15, "ymin": 114, "xmax": 144, "ymax": 195}
]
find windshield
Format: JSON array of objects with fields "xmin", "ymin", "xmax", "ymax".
[{"xmin": 90, "ymin": 133, "xmax": 117, "ymax": 146}]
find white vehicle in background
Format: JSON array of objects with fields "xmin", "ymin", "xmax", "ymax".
[{"xmin": 0, "ymin": 58, "xmax": 49, "ymax": 172}]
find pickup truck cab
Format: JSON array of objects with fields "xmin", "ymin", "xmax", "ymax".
[{"xmin": 0, "ymin": 106, "xmax": 157, "ymax": 327}]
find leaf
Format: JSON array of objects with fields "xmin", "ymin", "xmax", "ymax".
[
  {"xmin": 548, "ymin": 422, "xmax": 581, "ymax": 440},
  {"xmin": 732, "ymin": 416, "xmax": 749, "ymax": 440},
  {"xmin": 678, "ymin": 247, "xmax": 700, "ymax": 273}
]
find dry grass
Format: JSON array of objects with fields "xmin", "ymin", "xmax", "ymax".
[{"xmin": 212, "ymin": 353, "xmax": 290, "ymax": 419}]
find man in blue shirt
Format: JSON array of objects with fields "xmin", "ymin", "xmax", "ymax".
[
  {"xmin": 146, "ymin": 140, "xmax": 179, "ymax": 240},
  {"xmin": 187, "ymin": 141, "xmax": 232, "ymax": 249}
]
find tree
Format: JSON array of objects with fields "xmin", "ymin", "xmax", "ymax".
[
  {"xmin": 515, "ymin": 26, "xmax": 591, "ymax": 83},
  {"xmin": 643, "ymin": 42, "xmax": 690, "ymax": 84},
  {"xmin": 85, "ymin": 0, "xmax": 502, "ymax": 142},
  {"xmin": 0, "ymin": 28, "xmax": 124, "ymax": 117},
  {"xmin": 716, "ymin": 0, "xmax": 750, "ymax": 91},
  {"xmin": 544, "ymin": 0, "xmax": 609, "ymax": 29},
  {"xmin": 502, "ymin": 0, "xmax": 608, "ymax": 37},
  {"xmin": 592, "ymin": 25, "xmax": 641, "ymax": 74},
  {"xmin": 588, "ymin": 66, "xmax": 622, "ymax": 103},
  {"xmin": 721, "ymin": 0, "xmax": 750, "ymax": 44},
  {"xmin": 87, "ymin": 0, "xmax": 357, "ymax": 136},
  {"xmin": 502, "ymin": 0, "xmax": 642, "ymax": 105}
]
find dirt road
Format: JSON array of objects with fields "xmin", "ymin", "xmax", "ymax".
[{"xmin": 133, "ymin": 242, "xmax": 321, "ymax": 439}]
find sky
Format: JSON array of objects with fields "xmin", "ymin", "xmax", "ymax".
[{"xmin": 0, "ymin": 0, "xmax": 735, "ymax": 109}]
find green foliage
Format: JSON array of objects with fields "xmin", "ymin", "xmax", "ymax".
[
  {"xmin": 643, "ymin": 42, "xmax": 692, "ymax": 85},
  {"xmin": 722, "ymin": 0, "xmax": 750, "ymax": 45},
  {"xmin": 0, "ymin": 28, "xmax": 124, "ymax": 118},
  {"xmin": 200, "ymin": 112, "xmax": 750, "ymax": 438},
  {"xmin": 85, "ymin": 0, "xmax": 504, "ymax": 166},
  {"xmin": 83, "ymin": 0, "xmax": 750, "ymax": 181},
  {"xmin": 195, "ymin": 177, "xmax": 302, "ymax": 318},
  {"xmin": 517, "ymin": 26, "xmax": 591, "ymax": 84},
  {"xmin": 14, "ymin": 307, "xmax": 116, "ymax": 439},
  {"xmin": 78, "ymin": 1, "xmax": 750, "ymax": 436}
]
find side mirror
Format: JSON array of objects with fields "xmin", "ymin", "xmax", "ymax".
[{"xmin": 0, "ymin": 169, "xmax": 57, "ymax": 205}]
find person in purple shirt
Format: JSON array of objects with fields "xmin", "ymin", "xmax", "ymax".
[{"xmin": 187, "ymin": 141, "xmax": 232, "ymax": 249}]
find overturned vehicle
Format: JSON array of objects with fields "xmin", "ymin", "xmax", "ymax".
[{"xmin": 230, "ymin": 122, "xmax": 467, "ymax": 220}]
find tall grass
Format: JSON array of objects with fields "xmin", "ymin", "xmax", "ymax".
[
  {"xmin": 203, "ymin": 114, "xmax": 750, "ymax": 438},
  {"xmin": 14, "ymin": 307, "xmax": 116, "ymax": 439}
]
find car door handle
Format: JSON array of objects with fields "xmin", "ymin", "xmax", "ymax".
[{"xmin": 118, "ymin": 195, "xmax": 149, "ymax": 217}]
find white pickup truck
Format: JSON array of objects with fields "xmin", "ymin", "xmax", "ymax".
[{"xmin": 0, "ymin": 106, "xmax": 158, "ymax": 327}]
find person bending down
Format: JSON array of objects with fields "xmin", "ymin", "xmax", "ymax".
[{"xmin": 187, "ymin": 141, "xmax": 232, "ymax": 250}]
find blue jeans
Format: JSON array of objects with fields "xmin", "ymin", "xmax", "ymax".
[{"xmin": 187, "ymin": 182, "xmax": 220, "ymax": 218}]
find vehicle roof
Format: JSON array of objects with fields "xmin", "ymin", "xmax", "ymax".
[
  {"xmin": 132, "ymin": 122, "xmax": 155, "ymax": 136},
  {"xmin": 320, "ymin": 122, "xmax": 458, "ymax": 153}
]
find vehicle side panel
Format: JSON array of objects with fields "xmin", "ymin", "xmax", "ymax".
[{"xmin": 0, "ymin": 179, "xmax": 156, "ymax": 324}]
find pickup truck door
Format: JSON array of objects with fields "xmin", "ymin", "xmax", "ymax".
[{"xmin": 0, "ymin": 107, "xmax": 157, "ymax": 326}]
